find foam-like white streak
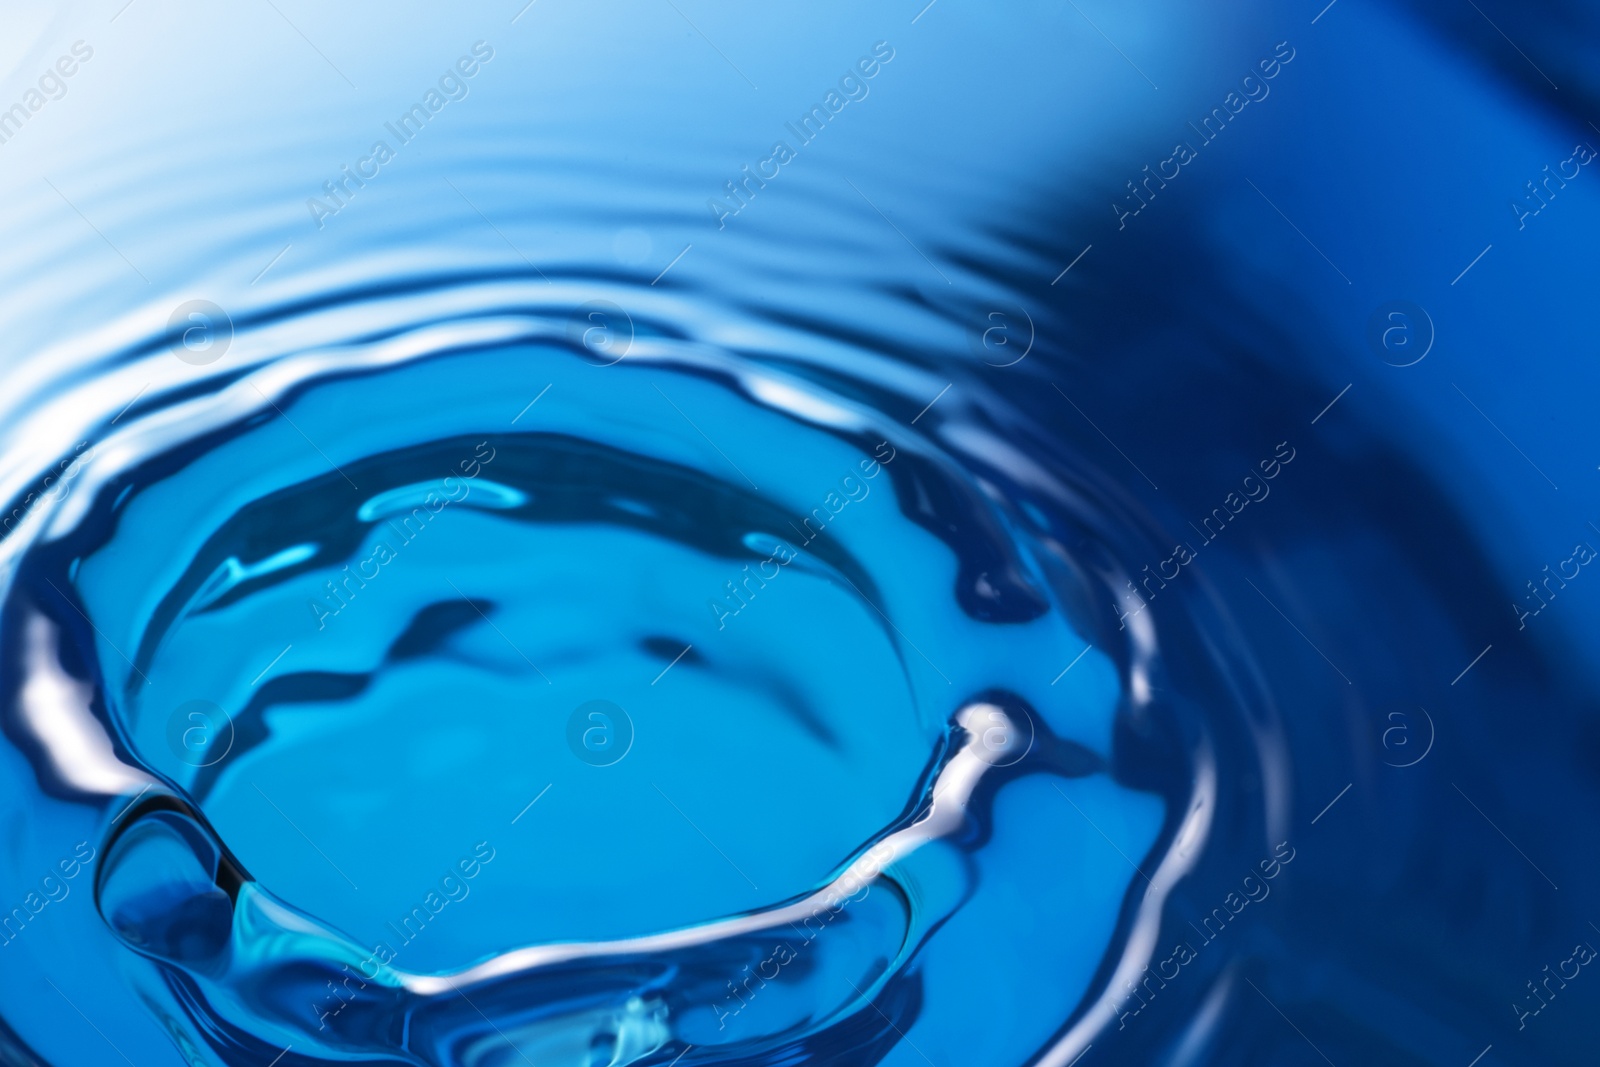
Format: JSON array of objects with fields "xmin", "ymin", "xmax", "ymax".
[
  {"xmin": 16, "ymin": 614, "xmax": 152, "ymax": 797},
  {"xmin": 402, "ymin": 701, "xmax": 1006, "ymax": 997}
]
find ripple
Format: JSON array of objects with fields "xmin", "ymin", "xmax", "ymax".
[{"xmin": 0, "ymin": 267, "xmax": 1204, "ymax": 1064}]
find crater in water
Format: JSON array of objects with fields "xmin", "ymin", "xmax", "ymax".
[{"xmin": 1, "ymin": 293, "xmax": 1164, "ymax": 1065}]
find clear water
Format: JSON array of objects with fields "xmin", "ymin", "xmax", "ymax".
[{"xmin": 2, "ymin": 1, "xmax": 1598, "ymax": 1064}]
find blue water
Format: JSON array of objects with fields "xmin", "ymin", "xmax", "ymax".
[{"xmin": 1, "ymin": 1, "xmax": 1598, "ymax": 1064}]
